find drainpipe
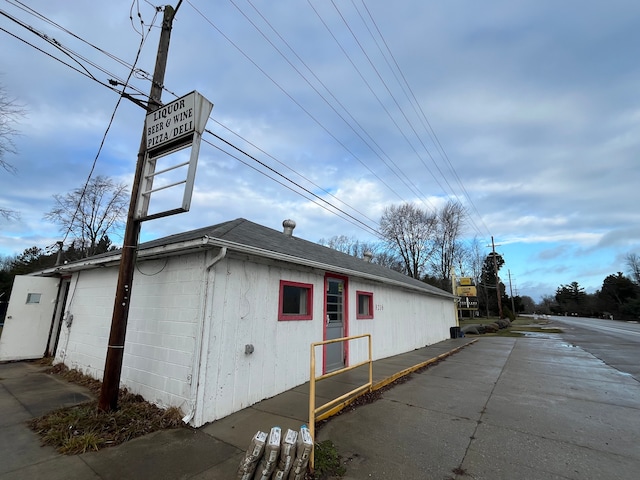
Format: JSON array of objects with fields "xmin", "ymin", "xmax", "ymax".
[{"xmin": 182, "ymin": 245, "xmax": 227, "ymax": 425}]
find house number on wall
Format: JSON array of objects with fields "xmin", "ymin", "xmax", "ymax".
[{"xmin": 375, "ymin": 304, "xmax": 384, "ymax": 311}]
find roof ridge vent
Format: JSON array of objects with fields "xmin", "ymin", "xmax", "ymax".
[{"xmin": 282, "ymin": 219, "xmax": 296, "ymax": 237}]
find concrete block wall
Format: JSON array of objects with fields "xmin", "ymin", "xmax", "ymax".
[
  {"xmin": 199, "ymin": 256, "xmax": 323, "ymax": 424},
  {"xmin": 55, "ymin": 253, "xmax": 205, "ymax": 414},
  {"xmin": 123, "ymin": 253, "xmax": 204, "ymax": 411},
  {"xmin": 54, "ymin": 269, "xmax": 117, "ymax": 379}
]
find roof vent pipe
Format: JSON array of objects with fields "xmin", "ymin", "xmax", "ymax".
[
  {"xmin": 282, "ymin": 219, "xmax": 296, "ymax": 237},
  {"xmin": 55, "ymin": 241, "xmax": 64, "ymax": 266},
  {"xmin": 363, "ymin": 251, "xmax": 373, "ymax": 263}
]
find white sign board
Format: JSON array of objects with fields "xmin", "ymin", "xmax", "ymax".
[
  {"xmin": 136, "ymin": 91, "xmax": 213, "ymax": 221},
  {"xmin": 146, "ymin": 91, "xmax": 200, "ymax": 153}
]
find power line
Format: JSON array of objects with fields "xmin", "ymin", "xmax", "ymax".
[
  {"xmin": 185, "ymin": 0, "xmax": 410, "ymax": 206},
  {"xmin": 2, "ymin": 3, "xmax": 383, "ymax": 241},
  {"xmin": 233, "ymin": 0, "xmax": 427, "ymax": 208},
  {"xmin": 306, "ymin": 0, "xmax": 436, "ymax": 211},
  {"xmin": 0, "ymin": 7, "xmax": 152, "ymax": 104},
  {"xmin": 3, "ymin": 1, "xmax": 493, "ymax": 250},
  {"xmin": 8, "ymin": 0, "xmax": 148, "ymax": 71},
  {"xmin": 0, "ymin": 2, "xmax": 161, "ymax": 247},
  {"xmin": 58, "ymin": 7, "xmax": 161, "ymax": 247},
  {"xmin": 204, "ymin": 128, "xmax": 383, "ymax": 239},
  {"xmin": 357, "ymin": 0, "xmax": 492, "ymax": 240},
  {"xmin": 0, "ymin": 24, "xmax": 119, "ymax": 96},
  {"xmin": 164, "ymin": 1, "xmax": 491, "ymax": 242},
  {"xmin": 334, "ymin": 1, "xmax": 491, "ymax": 241},
  {"xmin": 211, "ymin": 118, "xmax": 380, "ymax": 227}
]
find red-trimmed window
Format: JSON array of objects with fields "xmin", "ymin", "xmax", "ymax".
[
  {"xmin": 278, "ymin": 280, "xmax": 313, "ymax": 321},
  {"xmin": 356, "ymin": 291, "xmax": 373, "ymax": 319}
]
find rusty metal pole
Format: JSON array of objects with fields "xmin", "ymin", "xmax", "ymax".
[{"xmin": 98, "ymin": 4, "xmax": 178, "ymax": 412}]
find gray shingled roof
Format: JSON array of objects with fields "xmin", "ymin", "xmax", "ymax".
[{"xmin": 139, "ymin": 218, "xmax": 452, "ymax": 298}]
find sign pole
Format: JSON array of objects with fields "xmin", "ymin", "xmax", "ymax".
[
  {"xmin": 98, "ymin": 4, "xmax": 178, "ymax": 412},
  {"xmin": 451, "ymin": 270, "xmax": 459, "ymax": 326}
]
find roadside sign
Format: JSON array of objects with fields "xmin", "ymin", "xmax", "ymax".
[
  {"xmin": 459, "ymin": 296, "xmax": 479, "ymax": 310},
  {"xmin": 457, "ymin": 285, "xmax": 477, "ymax": 297},
  {"xmin": 136, "ymin": 91, "xmax": 214, "ymax": 221},
  {"xmin": 145, "ymin": 91, "xmax": 211, "ymax": 154}
]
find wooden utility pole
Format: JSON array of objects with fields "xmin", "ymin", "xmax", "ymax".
[
  {"xmin": 491, "ymin": 236, "xmax": 503, "ymax": 319},
  {"xmin": 98, "ymin": 4, "xmax": 180, "ymax": 412}
]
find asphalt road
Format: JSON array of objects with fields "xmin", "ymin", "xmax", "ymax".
[{"xmin": 540, "ymin": 315, "xmax": 640, "ymax": 381}]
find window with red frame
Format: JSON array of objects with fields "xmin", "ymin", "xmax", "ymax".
[
  {"xmin": 356, "ymin": 291, "xmax": 373, "ymax": 319},
  {"xmin": 278, "ymin": 280, "xmax": 313, "ymax": 321}
]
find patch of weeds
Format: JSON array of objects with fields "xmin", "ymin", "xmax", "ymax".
[
  {"xmin": 28, "ymin": 364, "xmax": 183, "ymax": 454},
  {"xmin": 313, "ymin": 440, "xmax": 346, "ymax": 479}
]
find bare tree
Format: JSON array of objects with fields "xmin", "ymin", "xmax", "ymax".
[
  {"xmin": 459, "ymin": 236, "xmax": 488, "ymax": 315},
  {"xmin": 626, "ymin": 253, "xmax": 640, "ymax": 284},
  {"xmin": 44, "ymin": 175, "xmax": 129, "ymax": 258},
  {"xmin": 430, "ymin": 200, "xmax": 466, "ymax": 289},
  {"xmin": 372, "ymin": 250, "xmax": 404, "ymax": 272},
  {"xmin": 537, "ymin": 295, "xmax": 557, "ymax": 314},
  {"xmin": 379, "ymin": 203, "xmax": 437, "ymax": 279},
  {"xmin": 461, "ymin": 236, "xmax": 484, "ymax": 283},
  {"xmin": 318, "ymin": 235, "xmax": 358, "ymax": 255},
  {"xmin": 1, "ymin": 83, "xmax": 25, "ymax": 220},
  {"xmin": 318, "ymin": 234, "xmax": 380, "ymax": 259}
]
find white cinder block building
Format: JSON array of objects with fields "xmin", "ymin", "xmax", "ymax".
[{"xmin": 0, "ymin": 218, "xmax": 456, "ymax": 427}]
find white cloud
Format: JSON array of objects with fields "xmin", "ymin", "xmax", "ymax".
[{"xmin": 1, "ymin": 0, "xmax": 639, "ymax": 303}]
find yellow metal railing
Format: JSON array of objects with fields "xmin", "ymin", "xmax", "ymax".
[{"xmin": 309, "ymin": 334, "xmax": 372, "ymax": 469}]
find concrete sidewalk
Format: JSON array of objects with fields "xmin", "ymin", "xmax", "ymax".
[
  {"xmin": 317, "ymin": 336, "xmax": 640, "ymax": 479},
  {"xmin": 0, "ymin": 338, "xmax": 472, "ymax": 479},
  {"xmin": 2, "ymin": 335, "xmax": 639, "ymax": 479}
]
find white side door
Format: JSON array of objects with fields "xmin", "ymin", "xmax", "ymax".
[{"xmin": 0, "ymin": 275, "xmax": 60, "ymax": 361}]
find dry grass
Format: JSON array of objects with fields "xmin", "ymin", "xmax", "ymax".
[{"xmin": 28, "ymin": 363, "xmax": 183, "ymax": 454}]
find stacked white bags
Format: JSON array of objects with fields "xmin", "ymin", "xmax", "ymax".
[{"xmin": 236, "ymin": 425, "xmax": 314, "ymax": 480}]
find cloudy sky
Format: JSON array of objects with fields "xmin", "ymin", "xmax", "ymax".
[{"xmin": 1, "ymin": 0, "xmax": 639, "ymax": 301}]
